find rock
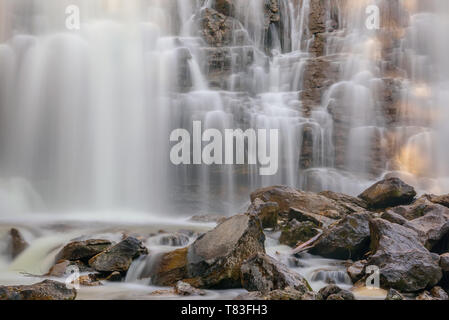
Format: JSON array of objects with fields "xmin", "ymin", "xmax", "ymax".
[
  {"xmin": 103, "ymin": 271, "xmax": 122, "ymax": 282},
  {"xmin": 426, "ymin": 194, "xmax": 449, "ymax": 208},
  {"xmin": 368, "ymin": 219, "xmax": 442, "ymax": 292},
  {"xmin": 318, "ymin": 284, "xmax": 355, "ymax": 300},
  {"xmin": 8, "ymin": 228, "xmax": 28, "ymax": 259},
  {"xmin": 47, "ymin": 260, "xmax": 94, "ymax": 277},
  {"xmin": 0, "ymin": 280, "xmax": 76, "ymax": 300},
  {"xmin": 308, "ymin": 212, "xmax": 372, "ymax": 260},
  {"xmin": 200, "ymin": 8, "xmax": 246, "ymax": 47},
  {"xmin": 240, "ymin": 253, "xmax": 311, "ymax": 294},
  {"xmin": 416, "ymin": 291, "xmax": 435, "ymax": 300},
  {"xmin": 430, "ymin": 286, "xmax": 449, "ymax": 300},
  {"xmin": 380, "ymin": 210, "xmax": 408, "ymax": 225},
  {"xmin": 55, "ymin": 239, "xmax": 113, "ymax": 262},
  {"xmin": 288, "ymin": 208, "xmax": 337, "ymax": 229},
  {"xmin": 403, "ymin": 204, "xmax": 449, "ymax": 251},
  {"xmin": 279, "ymin": 220, "xmax": 319, "ymax": 247},
  {"xmin": 75, "ymin": 274, "xmax": 102, "ymax": 287},
  {"xmin": 88, "ymin": 237, "xmax": 148, "ymax": 272},
  {"xmin": 358, "ymin": 178, "xmax": 416, "ymax": 209},
  {"xmin": 441, "ymin": 253, "xmax": 449, "ymax": 271},
  {"xmin": 388, "ymin": 196, "xmax": 436, "ymax": 220},
  {"xmin": 235, "ymin": 287, "xmax": 318, "ymax": 301},
  {"xmin": 174, "ymin": 281, "xmax": 206, "ymax": 296},
  {"xmin": 347, "ymin": 260, "xmax": 366, "ymax": 282},
  {"xmin": 152, "ymin": 214, "xmax": 265, "ymax": 288},
  {"xmin": 385, "ymin": 288, "xmax": 404, "ymax": 300},
  {"xmin": 251, "ymin": 185, "xmax": 365, "ymax": 217},
  {"xmin": 247, "ymin": 198, "xmax": 279, "ymax": 229},
  {"xmin": 214, "ymin": 0, "xmax": 234, "ymax": 17},
  {"xmin": 158, "ymin": 233, "xmax": 190, "ymax": 247}
]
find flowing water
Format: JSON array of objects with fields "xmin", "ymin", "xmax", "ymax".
[{"xmin": 0, "ymin": 0, "xmax": 448, "ymax": 299}]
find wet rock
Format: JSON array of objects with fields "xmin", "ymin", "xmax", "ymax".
[
  {"xmin": 75, "ymin": 274, "xmax": 102, "ymax": 287},
  {"xmin": 235, "ymin": 287, "xmax": 317, "ymax": 301},
  {"xmin": 55, "ymin": 239, "xmax": 113, "ymax": 262},
  {"xmin": 47, "ymin": 259, "xmax": 94, "ymax": 277},
  {"xmin": 240, "ymin": 253, "xmax": 311, "ymax": 294},
  {"xmin": 0, "ymin": 280, "xmax": 76, "ymax": 300},
  {"xmin": 251, "ymin": 185, "xmax": 365, "ymax": 217},
  {"xmin": 358, "ymin": 178, "xmax": 416, "ymax": 209},
  {"xmin": 430, "ymin": 286, "xmax": 448, "ymax": 300},
  {"xmin": 403, "ymin": 204, "xmax": 449, "ymax": 252},
  {"xmin": 368, "ymin": 219, "xmax": 442, "ymax": 292},
  {"xmin": 8, "ymin": 228, "xmax": 28, "ymax": 259},
  {"xmin": 380, "ymin": 210, "xmax": 408, "ymax": 225},
  {"xmin": 279, "ymin": 220, "xmax": 319, "ymax": 247},
  {"xmin": 247, "ymin": 198, "xmax": 279, "ymax": 229},
  {"xmin": 385, "ymin": 288, "xmax": 404, "ymax": 300},
  {"xmin": 415, "ymin": 288, "xmax": 448, "ymax": 301},
  {"xmin": 288, "ymin": 207, "xmax": 337, "ymax": 229},
  {"xmin": 309, "ymin": 212, "xmax": 372, "ymax": 260},
  {"xmin": 88, "ymin": 237, "xmax": 148, "ymax": 272},
  {"xmin": 214, "ymin": 0, "xmax": 234, "ymax": 17},
  {"xmin": 441, "ymin": 253, "xmax": 449, "ymax": 271},
  {"xmin": 200, "ymin": 8, "xmax": 246, "ymax": 47},
  {"xmin": 426, "ymin": 194, "xmax": 449, "ymax": 208},
  {"xmin": 347, "ymin": 260, "xmax": 367, "ymax": 282},
  {"xmin": 388, "ymin": 196, "xmax": 436, "ymax": 220},
  {"xmin": 153, "ymin": 214, "xmax": 265, "ymax": 288},
  {"xmin": 103, "ymin": 271, "xmax": 122, "ymax": 282},
  {"xmin": 318, "ymin": 284, "xmax": 355, "ymax": 300},
  {"xmin": 174, "ymin": 281, "xmax": 206, "ymax": 296}
]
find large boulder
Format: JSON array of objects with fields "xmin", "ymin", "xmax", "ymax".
[
  {"xmin": 368, "ymin": 219, "xmax": 442, "ymax": 292},
  {"xmin": 358, "ymin": 178, "xmax": 416, "ymax": 209},
  {"xmin": 88, "ymin": 237, "xmax": 148, "ymax": 272},
  {"xmin": 247, "ymin": 198, "xmax": 279, "ymax": 229},
  {"xmin": 240, "ymin": 253, "xmax": 311, "ymax": 294},
  {"xmin": 152, "ymin": 214, "xmax": 265, "ymax": 288},
  {"xmin": 426, "ymin": 194, "xmax": 449, "ymax": 208},
  {"xmin": 308, "ymin": 212, "xmax": 372, "ymax": 260},
  {"xmin": 8, "ymin": 228, "xmax": 28, "ymax": 259},
  {"xmin": 279, "ymin": 220, "xmax": 319, "ymax": 247},
  {"xmin": 250, "ymin": 186, "xmax": 366, "ymax": 217},
  {"xmin": 387, "ymin": 196, "xmax": 436, "ymax": 220},
  {"xmin": 0, "ymin": 280, "xmax": 76, "ymax": 300},
  {"xmin": 55, "ymin": 239, "xmax": 113, "ymax": 262}
]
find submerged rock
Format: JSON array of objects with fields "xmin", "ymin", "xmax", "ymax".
[
  {"xmin": 358, "ymin": 177, "xmax": 416, "ymax": 209},
  {"xmin": 8, "ymin": 228, "xmax": 28, "ymax": 259},
  {"xmin": 55, "ymin": 239, "xmax": 113, "ymax": 262},
  {"xmin": 153, "ymin": 214, "xmax": 265, "ymax": 288},
  {"xmin": 0, "ymin": 280, "xmax": 76, "ymax": 300},
  {"xmin": 368, "ymin": 219, "xmax": 442, "ymax": 292},
  {"xmin": 308, "ymin": 212, "xmax": 372, "ymax": 260},
  {"xmin": 279, "ymin": 220, "xmax": 319, "ymax": 247},
  {"xmin": 88, "ymin": 237, "xmax": 148, "ymax": 272},
  {"xmin": 247, "ymin": 198, "xmax": 279, "ymax": 229},
  {"xmin": 240, "ymin": 253, "xmax": 311, "ymax": 294}
]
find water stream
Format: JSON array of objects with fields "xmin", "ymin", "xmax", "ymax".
[{"xmin": 0, "ymin": 0, "xmax": 448, "ymax": 299}]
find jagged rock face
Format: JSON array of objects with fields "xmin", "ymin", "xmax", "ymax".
[
  {"xmin": 152, "ymin": 214, "xmax": 265, "ymax": 288},
  {"xmin": 308, "ymin": 212, "xmax": 372, "ymax": 260},
  {"xmin": 358, "ymin": 178, "xmax": 417, "ymax": 209},
  {"xmin": 368, "ymin": 218, "xmax": 442, "ymax": 292},
  {"xmin": 240, "ymin": 253, "xmax": 311, "ymax": 293},
  {"xmin": 0, "ymin": 280, "xmax": 77, "ymax": 300}
]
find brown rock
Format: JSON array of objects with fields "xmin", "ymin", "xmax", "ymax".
[
  {"xmin": 8, "ymin": 228, "xmax": 28, "ymax": 259},
  {"xmin": 55, "ymin": 239, "xmax": 113, "ymax": 262},
  {"xmin": 358, "ymin": 178, "xmax": 416, "ymax": 209},
  {"xmin": 0, "ymin": 280, "xmax": 76, "ymax": 300}
]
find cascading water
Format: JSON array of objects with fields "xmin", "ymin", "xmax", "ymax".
[{"xmin": 0, "ymin": 0, "xmax": 449, "ymax": 300}]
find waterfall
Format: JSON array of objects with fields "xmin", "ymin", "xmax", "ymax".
[{"xmin": 0, "ymin": 0, "xmax": 448, "ymax": 217}]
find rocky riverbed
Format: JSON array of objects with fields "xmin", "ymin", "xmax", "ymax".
[{"xmin": 1, "ymin": 177, "xmax": 448, "ymax": 300}]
